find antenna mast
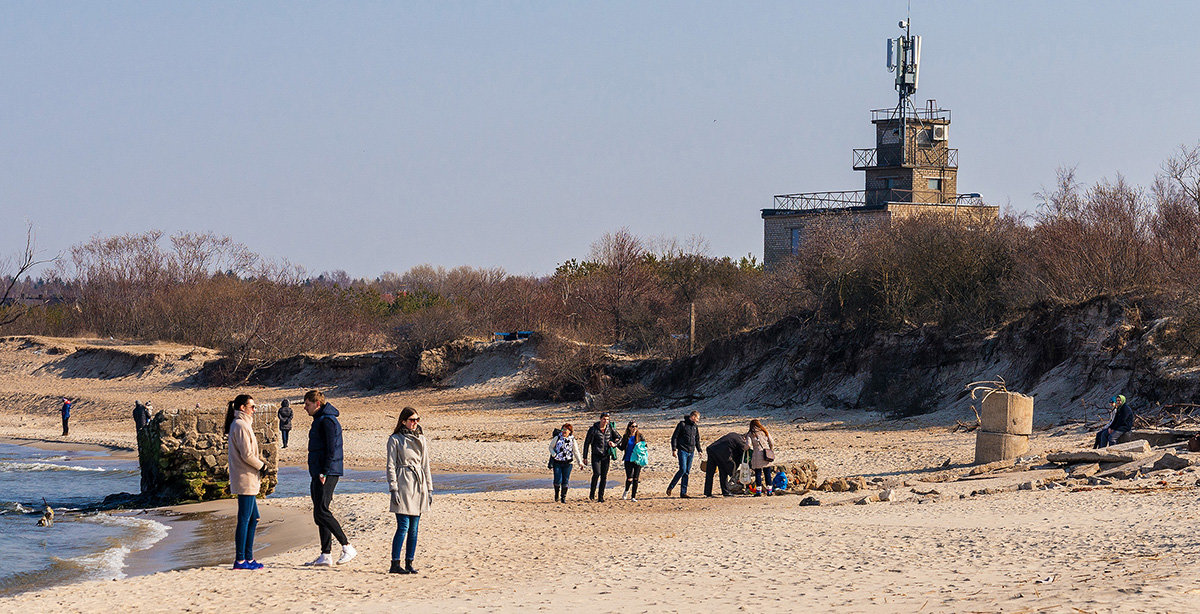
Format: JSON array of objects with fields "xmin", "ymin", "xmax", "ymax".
[{"xmin": 886, "ymin": 18, "xmax": 921, "ymax": 164}]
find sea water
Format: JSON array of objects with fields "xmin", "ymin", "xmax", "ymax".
[{"xmin": 0, "ymin": 442, "xmax": 167, "ymax": 597}]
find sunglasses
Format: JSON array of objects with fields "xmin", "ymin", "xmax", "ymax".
[{"xmin": 405, "ymin": 417, "xmax": 421, "ymax": 422}]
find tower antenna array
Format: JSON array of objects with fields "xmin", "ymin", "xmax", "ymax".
[{"xmin": 886, "ymin": 19, "xmax": 921, "ymax": 164}]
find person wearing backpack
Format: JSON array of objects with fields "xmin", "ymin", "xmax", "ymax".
[
  {"xmin": 618, "ymin": 421, "xmax": 647, "ymax": 501},
  {"xmin": 747, "ymin": 419, "xmax": 777, "ymax": 496},
  {"xmin": 582, "ymin": 412, "xmax": 620, "ymax": 502},
  {"xmin": 548, "ymin": 423, "xmax": 585, "ymax": 503}
]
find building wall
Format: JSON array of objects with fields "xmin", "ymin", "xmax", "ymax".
[{"xmin": 762, "ymin": 202, "xmax": 999, "ymax": 268}]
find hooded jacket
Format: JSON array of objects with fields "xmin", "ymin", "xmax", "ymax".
[
  {"xmin": 307, "ymin": 402, "xmax": 344, "ymax": 478},
  {"xmin": 277, "ymin": 402, "xmax": 293, "ymax": 431}
]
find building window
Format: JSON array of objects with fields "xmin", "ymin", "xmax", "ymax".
[
  {"xmin": 928, "ymin": 178, "xmax": 943, "ymax": 191},
  {"xmin": 791, "ymin": 228, "xmax": 802, "ymax": 254}
]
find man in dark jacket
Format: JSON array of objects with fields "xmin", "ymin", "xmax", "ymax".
[
  {"xmin": 277, "ymin": 399, "xmax": 294, "ymax": 448},
  {"xmin": 1095, "ymin": 394, "xmax": 1134, "ymax": 448},
  {"xmin": 582, "ymin": 412, "xmax": 620, "ymax": 502},
  {"xmin": 60, "ymin": 398, "xmax": 73, "ymax": 436},
  {"xmin": 704, "ymin": 431, "xmax": 749, "ymax": 497},
  {"xmin": 303, "ymin": 390, "xmax": 355, "ymax": 566},
  {"xmin": 132, "ymin": 400, "xmax": 151, "ymax": 431},
  {"xmin": 667, "ymin": 411, "xmax": 702, "ymax": 498}
]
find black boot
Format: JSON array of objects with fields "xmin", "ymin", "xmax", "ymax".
[
  {"xmin": 589, "ymin": 475, "xmax": 598, "ymax": 500},
  {"xmin": 389, "ymin": 559, "xmax": 408, "ymax": 574},
  {"xmin": 560, "ymin": 487, "xmax": 567, "ymax": 503},
  {"xmin": 405, "ymin": 560, "xmax": 418, "ymax": 575},
  {"xmin": 553, "ymin": 485, "xmax": 561, "ymax": 502}
]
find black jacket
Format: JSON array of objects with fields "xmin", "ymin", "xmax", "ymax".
[
  {"xmin": 1108, "ymin": 403, "xmax": 1134, "ymax": 432},
  {"xmin": 670, "ymin": 417, "xmax": 701, "ymax": 453},
  {"xmin": 706, "ymin": 432, "xmax": 749, "ymax": 465},
  {"xmin": 582, "ymin": 421, "xmax": 619, "ymax": 460},
  {"xmin": 307, "ymin": 403, "xmax": 344, "ymax": 478},
  {"xmin": 278, "ymin": 404, "xmax": 293, "ymax": 430},
  {"xmin": 133, "ymin": 403, "xmax": 151, "ymax": 430}
]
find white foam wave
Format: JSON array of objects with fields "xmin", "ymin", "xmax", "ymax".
[
  {"xmin": 0, "ymin": 461, "xmax": 108, "ymax": 473},
  {"xmin": 55, "ymin": 514, "xmax": 170, "ymax": 581},
  {"xmin": 0, "ymin": 501, "xmax": 34, "ymax": 514}
]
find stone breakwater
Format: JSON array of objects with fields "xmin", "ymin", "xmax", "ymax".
[{"xmin": 136, "ymin": 408, "xmax": 279, "ymax": 503}]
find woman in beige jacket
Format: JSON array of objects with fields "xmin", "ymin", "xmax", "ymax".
[
  {"xmin": 747, "ymin": 419, "xmax": 777, "ymax": 496},
  {"xmin": 386, "ymin": 406, "xmax": 432, "ymax": 575},
  {"xmin": 225, "ymin": 394, "xmax": 266, "ymax": 569}
]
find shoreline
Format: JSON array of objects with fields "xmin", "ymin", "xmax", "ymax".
[{"xmin": 0, "ymin": 435, "xmax": 136, "ymax": 456}]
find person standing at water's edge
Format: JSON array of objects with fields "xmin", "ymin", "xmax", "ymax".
[
  {"xmin": 667, "ymin": 411, "xmax": 702, "ymax": 498},
  {"xmin": 582, "ymin": 411, "xmax": 620, "ymax": 502},
  {"xmin": 60, "ymin": 398, "xmax": 73, "ymax": 436},
  {"xmin": 225, "ymin": 394, "xmax": 266, "ymax": 570},
  {"xmin": 303, "ymin": 390, "xmax": 356, "ymax": 566},
  {"xmin": 277, "ymin": 399, "xmax": 293, "ymax": 449},
  {"xmin": 386, "ymin": 407, "xmax": 433, "ymax": 575}
]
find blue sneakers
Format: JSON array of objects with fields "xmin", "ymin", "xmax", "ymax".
[{"xmin": 233, "ymin": 560, "xmax": 263, "ymax": 570}]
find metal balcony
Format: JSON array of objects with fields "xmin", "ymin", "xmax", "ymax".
[{"xmin": 853, "ymin": 147, "xmax": 957, "ymax": 170}]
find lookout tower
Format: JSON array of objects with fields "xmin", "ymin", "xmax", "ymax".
[{"xmin": 761, "ymin": 20, "xmax": 997, "ymax": 268}]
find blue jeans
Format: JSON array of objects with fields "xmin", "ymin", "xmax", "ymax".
[
  {"xmin": 552, "ymin": 461, "xmax": 574, "ymax": 487},
  {"xmin": 235, "ymin": 495, "xmax": 259, "ymax": 561},
  {"xmin": 668, "ymin": 450, "xmax": 694, "ymax": 494},
  {"xmin": 392, "ymin": 514, "xmax": 420, "ymax": 561}
]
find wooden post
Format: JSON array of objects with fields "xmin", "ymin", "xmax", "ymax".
[{"xmin": 689, "ymin": 301, "xmax": 696, "ymax": 354}]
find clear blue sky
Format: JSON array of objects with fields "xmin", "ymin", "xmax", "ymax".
[{"xmin": 4, "ymin": 1, "xmax": 1199, "ymax": 278}]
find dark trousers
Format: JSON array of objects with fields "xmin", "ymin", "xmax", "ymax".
[
  {"xmin": 668, "ymin": 450, "xmax": 694, "ymax": 495},
  {"xmin": 391, "ymin": 514, "xmax": 419, "ymax": 561},
  {"xmin": 589, "ymin": 455, "xmax": 611, "ymax": 500},
  {"xmin": 310, "ymin": 475, "xmax": 348, "ymax": 553},
  {"xmin": 62, "ymin": 417, "xmax": 69, "ymax": 436},
  {"xmin": 704, "ymin": 457, "xmax": 735, "ymax": 496},
  {"xmin": 235, "ymin": 494, "xmax": 260, "ymax": 561},
  {"xmin": 754, "ymin": 467, "xmax": 775, "ymax": 489},
  {"xmin": 281, "ymin": 429, "xmax": 290, "ymax": 448}
]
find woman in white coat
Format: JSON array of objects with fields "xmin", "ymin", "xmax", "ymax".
[
  {"xmin": 225, "ymin": 393, "xmax": 266, "ymax": 569},
  {"xmin": 747, "ymin": 419, "xmax": 777, "ymax": 496},
  {"xmin": 386, "ymin": 406, "xmax": 432, "ymax": 575}
]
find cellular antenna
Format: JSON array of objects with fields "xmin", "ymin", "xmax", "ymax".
[{"xmin": 885, "ymin": 18, "xmax": 922, "ymax": 163}]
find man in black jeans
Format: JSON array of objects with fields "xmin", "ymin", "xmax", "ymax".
[
  {"xmin": 704, "ymin": 432, "xmax": 749, "ymax": 497},
  {"xmin": 582, "ymin": 412, "xmax": 620, "ymax": 502},
  {"xmin": 303, "ymin": 390, "xmax": 356, "ymax": 566}
]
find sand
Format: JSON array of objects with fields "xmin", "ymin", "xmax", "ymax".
[{"xmin": 1, "ymin": 336, "xmax": 1199, "ymax": 612}]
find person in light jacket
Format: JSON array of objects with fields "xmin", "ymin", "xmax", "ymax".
[
  {"xmin": 747, "ymin": 419, "xmax": 777, "ymax": 496},
  {"xmin": 548, "ymin": 423, "xmax": 585, "ymax": 503},
  {"xmin": 225, "ymin": 394, "xmax": 266, "ymax": 570},
  {"xmin": 386, "ymin": 406, "xmax": 433, "ymax": 575}
]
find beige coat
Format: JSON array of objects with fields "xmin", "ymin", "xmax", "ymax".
[
  {"xmin": 748, "ymin": 429, "xmax": 776, "ymax": 470},
  {"xmin": 387, "ymin": 431, "xmax": 433, "ymax": 516},
  {"xmin": 227, "ymin": 410, "xmax": 265, "ymax": 495}
]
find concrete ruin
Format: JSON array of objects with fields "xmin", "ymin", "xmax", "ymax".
[{"xmin": 135, "ymin": 407, "xmax": 279, "ymax": 503}]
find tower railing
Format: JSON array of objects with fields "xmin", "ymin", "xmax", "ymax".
[
  {"xmin": 770, "ymin": 189, "xmax": 985, "ymax": 210},
  {"xmin": 870, "ymin": 107, "xmax": 950, "ymax": 123},
  {"xmin": 853, "ymin": 147, "xmax": 957, "ymax": 169}
]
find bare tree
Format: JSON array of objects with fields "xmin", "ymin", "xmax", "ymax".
[{"xmin": 0, "ymin": 223, "xmax": 58, "ymax": 327}]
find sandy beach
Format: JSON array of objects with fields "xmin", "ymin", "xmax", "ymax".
[{"xmin": 1, "ymin": 338, "xmax": 1199, "ymax": 612}]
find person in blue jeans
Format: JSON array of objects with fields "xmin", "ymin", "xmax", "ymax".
[
  {"xmin": 548, "ymin": 423, "xmax": 584, "ymax": 503},
  {"xmin": 225, "ymin": 393, "xmax": 266, "ymax": 570},
  {"xmin": 667, "ymin": 411, "xmax": 702, "ymax": 498},
  {"xmin": 387, "ymin": 407, "xmax": 433, "ymax": 574}
]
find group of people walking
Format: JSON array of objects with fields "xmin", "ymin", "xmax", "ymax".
[
  {"xmin": 548, "ymin": 410, "xmax": 783, "ymax": 502},
  {"xmin": 222, "ymin": 390, "xmax": 432, "ymax": 575}
]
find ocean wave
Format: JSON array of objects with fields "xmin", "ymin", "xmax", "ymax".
[
  {"xmin": 54, "ymin": 514, "xmax": 170, "ymax": 581},
  {"xmin": 0, "ymin": 461, "xmax": 108, "ymax": 473},
  {"xmin": 0, "ymin": 501, "xmax": 34, "ymax": 515}
]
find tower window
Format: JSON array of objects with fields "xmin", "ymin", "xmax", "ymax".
[
  {"xmin": 790, "ymin": 228, "xmax": 802, "ymax": 254},
  {"xmin": 928, "ymin": 178, "xmax": 943, "ymax": 191}
]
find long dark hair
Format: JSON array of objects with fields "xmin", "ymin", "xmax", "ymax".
[
  {"xmin": 393, "ymin": 406, "xmax": 422, "ymax": 436},
  {"xmin": 224, "ymin": 394, "xmax": 254, "ymax": 434},
  {"xmin": 622, "ymin": 421, "xmax": 644, "ymax": 443}
]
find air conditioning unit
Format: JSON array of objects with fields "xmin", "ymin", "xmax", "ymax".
[{"xmin": 931, "ymin": 125, "xmax": 948, "ymax": 141}]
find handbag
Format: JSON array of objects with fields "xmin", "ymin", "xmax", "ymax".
[{"xmin": 763, "ymin": 448, "xmax": 775, "ymax": 463}]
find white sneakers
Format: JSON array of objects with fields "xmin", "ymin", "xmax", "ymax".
[
  {"xmin": 305, "ymin": 553, "xmax": 333, "ymax": 567},
  {"xmin": 336, "ymin": 544, "xmax": 357, "ymax": 565}
]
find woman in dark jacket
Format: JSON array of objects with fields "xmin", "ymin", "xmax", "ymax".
[
  {"xmin": 277, "ymin": 399, "xmax": 293, "ymax": 448},
  {"xmin": 618, "ymin": 422, "xmax": 646, "ymax": 501}
]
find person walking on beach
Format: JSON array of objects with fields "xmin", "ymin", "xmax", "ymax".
[
  {"xmin": 277, "ymin": 399, "xmax": 293, "ymax": 449},
  {"xmin": 60, "ymin": 398, "xmax": 73, "ymax": 436},
  {"xmin": 667, "ymin": 411, "xmax": 701, "ymax": 498},
  {"xmin": 303, "ymin": 390, "xmax": 356, "ymax": 566},
  {"xmin": 618, "ymin": 421, "xmax": 647, "ymax": 501},
  {"xmin": 747, "ymin": 419, "xmax": 777, "ymax": 496},
  {"xmin": 133, "ymin": 400, "xmax": 151, "ymax": 431},
  {"xmin": 1094, "ymin": 394, "xmax": 1134, "ymax": 448},
  {"xmin": 386, "ymin": 407, "xmax": 433, "ymax": 575},
  {"xmin": 225, "ymin": 394, "xmax": 267, "ymax": 570},
  {"xmin": 548, "ymin": 423, "xmax": 585, "ymax": 503},
  {"xmin": 704, "ymin": 432, "xmax": 749, "ymax": 497},
  {"xmin": 582, "ymin": 411, "xmax": 620, "ymax": 502}
]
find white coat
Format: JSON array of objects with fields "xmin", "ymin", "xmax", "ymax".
[
  {"xmin": 748, "ymin": 429, "xmax": 776, "ymax": 470},
  {"xmin": 227, "ymin": 410, "xmax": 265, "ymax": 495},
  {"xmin": 387, "ymin": 431, "xmax": 433, "ymax": 516}
]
